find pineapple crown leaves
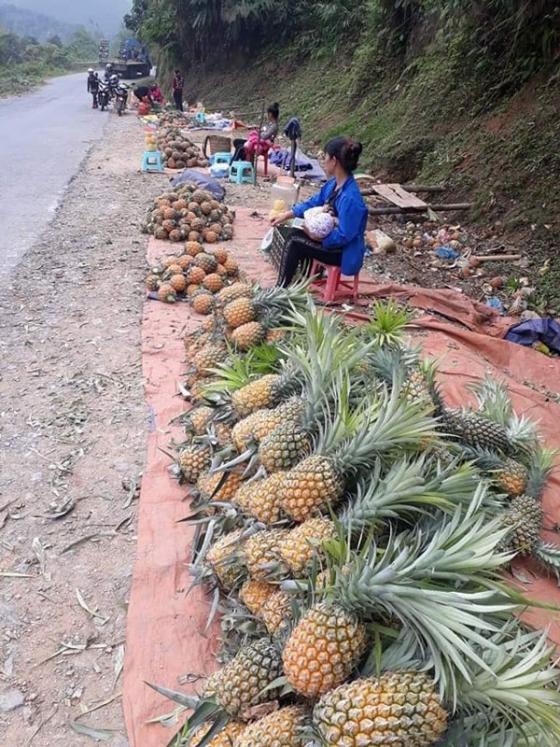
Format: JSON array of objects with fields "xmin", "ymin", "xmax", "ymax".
[
  {"xmin": 365, "ymin": 299, "xmax": 412, "ymax": 348},
  {"xmin": 471, "ymin": 375, "xmax": 540, "ymax": 452},
  {"xmin": 332, "ymin": 489, "xmax": 519, "ymax": 698},
  {"xmin": 202, "ymin": 344, "xmax": 283, "ymax": 397},
  {"xmin": 453, "ymin": 624, "xmax": 560, "ymax": 746},
  {"xmin": 340, "ymin": 455, "xmax": 482, "ymax": 532},
  {"xmin": 327, "ymin": 375, "xmax": 439, "ymax": 473},
  {"xmin": 525, "ymin": 445, "xmax": 557, "ymax": 499}
]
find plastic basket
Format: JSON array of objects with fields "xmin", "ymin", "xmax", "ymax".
[{"xmin": 270, "ymin": 225, "xmax": 293, "ymax": 272}]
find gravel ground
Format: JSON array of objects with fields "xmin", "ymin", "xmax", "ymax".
[{"xmin": 0, "ymin": 113, "xmax": 169, "ymax": 745}]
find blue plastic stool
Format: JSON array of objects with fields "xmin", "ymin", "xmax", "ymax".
[
  {"xmin": 229, "ymin": 161, "xmax": 255, "ymax": 185},
  {"xmin": 142, "ymin": 151, "xmax": 164, "ymax": 173},
  {"xmin": 209, "ymin": 151, "xmax": 232, "ymax": 166}
]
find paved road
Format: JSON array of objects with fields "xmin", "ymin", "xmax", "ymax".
[{"xmin": 0, "ymin": 72, "xmax": 108, "ymax": 281}]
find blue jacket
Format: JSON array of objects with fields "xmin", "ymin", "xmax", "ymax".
[{"xmin": 292, "ymin": 175, "xmax": 368, "ymax": 275}]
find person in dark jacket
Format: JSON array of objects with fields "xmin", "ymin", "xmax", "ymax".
[
  {"xmin": 172, "ymin": 70, "xmax": 184, "ymax": 111},
  {"xmin": 271, "ymin": 136, "xmax": 368, "ymax": 286},
  {"xmin": 87, "ymin": 69, "xmax": 99, "ymax": 109}
]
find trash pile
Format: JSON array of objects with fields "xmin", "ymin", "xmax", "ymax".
[
  {"xmin": 367, "ymin": 220, "xmax": 541, "ymax": 318},
  {"xmin": 149, "ymin": 289, "xmax": 560, "ymax": 745},
  {"xmin": 142, "ymin": 186, "xmax": 235, "ymax": 243}
]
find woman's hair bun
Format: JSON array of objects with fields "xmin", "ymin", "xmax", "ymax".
[{"xmin": 324, "ymin": 136, "xmax": 363, "ymax": 172}]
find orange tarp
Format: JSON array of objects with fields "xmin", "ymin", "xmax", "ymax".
[{"xmin": 124, "ymin": 207, "xmax": 560, "ymax": 746}]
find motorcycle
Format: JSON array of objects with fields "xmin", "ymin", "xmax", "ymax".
[
  {"xmin": 98, "ymin": 82, "xmax": 110, "ymax": 112},
  {"xmin": 114, "ymin": 83, "xmax": 129, "ymax": 116}
]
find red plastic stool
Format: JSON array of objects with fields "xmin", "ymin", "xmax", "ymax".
[{"xmin": 310, "ymin": 260, "xmax": 360, "ymax": 303}]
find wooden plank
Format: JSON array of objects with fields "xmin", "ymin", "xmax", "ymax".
[
  {"xmin": 372, "ymin": 183, "xmax": 428, "ymax": 209},
  {"xmin": 368, "ymin": 202, "xmax": 472, "ymax": 216}
]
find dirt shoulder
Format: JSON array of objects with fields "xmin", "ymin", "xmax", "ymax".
[{"xmin": 0, "ymin": 114, "xmax": 166, "ymax": 745}]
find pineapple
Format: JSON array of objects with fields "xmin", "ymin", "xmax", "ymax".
[
  {"xmin": 278, "ymin": 517, "xmax": 336, "ymax": 575},
  {"xmin": 206, "ymin": 529, "xmax": 245, "ymax": 590},
  {"xmin": 232, "ymin": 480, "xmax": 258, "ymax": 512},
  {"xmin": 192, "ymin": 291, "xmax": 215, "ymax": 316},
  {"xmin": 188, "ymin": 405, "xmax": 214, "ymax": 435},
  {"xmin": 279, "ymin": 454, "xmax": 345, "ymax": 523},
  {"xmin": 232, "ymin": 409, "xmax": 272, "ymax": 451},
  {"xmin": 179, "ymin": 444, "xmax": 212, "ymax": 483},
  {"xmin": 439, "ymin": 407, "xmax": 513, "ymax": 453},
  {"xmin": 203, "ymin": 273, "xmax": 224, "ymax": 294},
  {"xmin": 214, "ymin": 422, "xmax": 233, "ymax": 447},
  {"xmin": 258, "ymin": 420, "xmax": 312, "ymax": 474},
  {"xmin": 235, "ymin": 706, "xmax": 307, "ymax": 747},
  {"xmin": 239, "ymin": 579, "xmax": 276, "ymax": 616},
  {"xmin": 231, "ymin": 375, "xmax": 284, "ymax": 418},
  {"xmin": 191, "ymin": 723, "xmax": 246, "ymax": 746},
  {"xmin": 197, "ymin": 470, "xmax": 242, "ymax": 503},
  {"xmin": 232, "ymin": 321, "xmax": 266, "ymax": 351},
  {"xmin": 169, "ymin": 274, "xmax": 187, "ymax": 293},
  {"xmin": 194, "ymin": 253, "xmax": 219, "ymax": 274},
  {"xmin": 313, "ymin": 673, "xmax": 447, "ymax": 747},
  {"xmin": 244, "ymin": 529, "xmax": 290, "ymax": 581},
  {"xmin": 252, "ymin": 398, "xmax": 306, "ymax": 445},
  {"xmin": 193, "ymin": 342, "xmax": 228, "ymax": 375},
  {"xmin": 502, "ymin": 494, "xmax": 543, "ymax": 555},
  {"xmin": 282, "ymin": 603, "xmax": 368, "ymax": 698},
  {"xmin": 157, "ymin": 283, "xmax": 177, "ymax": 303},
  {"xmin": 223, "ymin": 296, "xmax": 257, "ymax": 329},
  {"xmin": 145, "ymin": 273, "xmax": 160, "ymax": 292},
  {"xmin": 467, "ymin": 449, "xmax": 529, "ymax": 497},
  {"xmin": 279, "ymin": 390, "xmax": 436, "ymax": 522},
  {"xmin": 217, "ymin": 282, "xmax": 253, "ymax": 305},
  {"xmin": 259, "ymin": 589, "xmax": 293, "ymax": 635},
  {"xmin": 200, "ymin": 638, "xmax": 282, "ymax": 718},
  {"xmin": 243, "ymin": 472, "xmax": 286, "ymax": 524}
]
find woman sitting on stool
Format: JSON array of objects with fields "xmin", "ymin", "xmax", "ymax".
[{"xmin": 271, "ymin": 137, "xmax": 368, "ymax": 287}]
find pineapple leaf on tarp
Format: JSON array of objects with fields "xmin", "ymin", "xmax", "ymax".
[
  {"xmin": 454, "ymin": 624, "xmax": 560, "ymax": 746},
  {"xmin": 534, "ymin": 542, "xmax": 560, "ymax": 580}
]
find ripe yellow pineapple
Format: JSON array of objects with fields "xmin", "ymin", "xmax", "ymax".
[
  {"xmin": 216, "ymin": 282, "xmax": 253, "ymax": 306},
  {"xmin": 244, "ymin": 529, "xmax": 290, "ymax": 581},
  {"xmin": 239, "ymin": 579, "xmax": 276, "ymax": 616},
  {"xmin": 498, "ymin": 458, "xmax": 529, "ymax": 497},
  {"xmin": 278, "ymin": 517, "xmax": 336, "ymax": 575},
  {"xmin": 243, "ymin": 472, "xmax": 286, "ymax": 524},
  {"xmin": 188, "ymin": 405, "xmax": 214, "ymax": 435},
  {"xmin": 206, "ymin": 529, "xmax": 245, "ymax": 591},
  {"xmin": 200, "ymin": 638, "xmax": 282, "ymax": 718},
  {"xmin": 283, "ymin": 603, "xmax": 368, "ymax": 698},
  {"xmin": 232, "ymin": 410, "xmax": 272, "ymax": 452},
  {"xmin": 223, "ymin": 296, "xmax": 257, "ymax": 329},
  {"xmin": 232, "ymin": 375, "xmax": 283, "ymax": 418},
  {"xmin": 196, "ymin": 470, "xmax": 242, "ymax": 502},
  {"xmin": 231, "ymin": 480, "xmax": 256, "ymax": 512},
  {"xmin": 235, "ymin": 706, "xmax": 308, "ymax": 747},
  {"xmin": 193, "ymin": 342, "xmax": 228, "ymax": 375},
  {"xmin": 259, "ymin": 589, "xmax": 293, "ymax": 635},
  {"xmin": 179, "ymin": 444, "xmax": 212, "ymax": 483},
  {"xmin": 279, "ymin": 455, "xmax": 344, "ymax": 522},
  {"xmin": 313, "ymin": 673, "xmax": 448, "ymax": 747},
  {"xmin": 231, "ymin": 321, "xmax": 266, "ymax": 351},
  {"xmin": 214, "ymin": 422, "xmax": 233, "ymax": 447},
  {"xmin": 191, "ymin": 721, "xmax": 246, "ymax": 747}
]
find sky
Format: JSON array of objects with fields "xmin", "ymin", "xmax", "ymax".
[{"xmin": 7, "ymin": 0, "xmax": 132, "ymax": 35}]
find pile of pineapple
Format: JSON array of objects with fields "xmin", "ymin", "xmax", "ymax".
[
  {"xmin": 146, "ymin": 241, "xmax": 241, "ymax": 306},
  {"xmin": 158, "ymin": 292, "xmax": 560, "ymax": 746},
  {"xmin": 142, "ymin": 185, "xmax": 235, "ymax": 243},
  {"xmin": 157, "ymin": 126, "xmax": 209, "ymax": 170}
]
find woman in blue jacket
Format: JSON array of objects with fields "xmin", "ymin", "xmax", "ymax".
[{"xmin": 271, "ymin": 137, "xmax": 368, "ymax": 286}]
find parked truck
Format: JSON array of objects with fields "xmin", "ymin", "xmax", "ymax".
[{"xmin": 99, "ymin": 38, "xmax": 152, "ymax": 79}]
